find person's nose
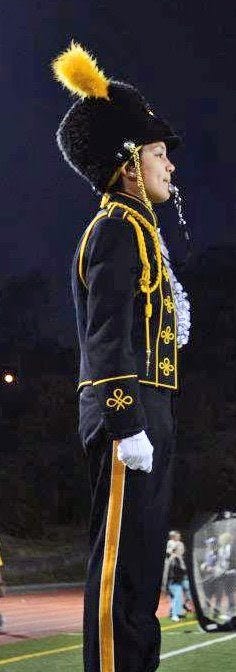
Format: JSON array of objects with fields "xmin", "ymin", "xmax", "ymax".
[
  {"xmin": 167, "ymin": 159, "xmax": 175, "ymax": 174},
  {"xmin": 164, "ymin": 155, "xmax": 175, "ymax": 174}
]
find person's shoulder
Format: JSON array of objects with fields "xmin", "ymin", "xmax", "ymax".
[
  {"xmin": 90, "ymin": 211, "xmax": 136, "ymax": 239},
  {"xmin": 87, "ymin": 211, "xmax": 139, "ymax": 257}
]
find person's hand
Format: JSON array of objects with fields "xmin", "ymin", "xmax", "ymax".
[{"xmin": 117, "ymin": 430, "xmax": 153, "ymax": 473}]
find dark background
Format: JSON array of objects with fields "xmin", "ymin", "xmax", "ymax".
[{"xmin": 0, "ymin": 1, "xmax": 235, "ymax": 542}]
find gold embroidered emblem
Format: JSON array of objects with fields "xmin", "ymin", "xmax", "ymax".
[
  {"xmin": 164, "ymin": 295, "xmax": 174, "ymax": 313},
  {"xmin": 106, "ymin": 388, "xmax": 134, "ymax": 411},
  {"xmin": 162, "ymin": 265, "xmax": 169, "ymax": 282},
  {"xmin": 161, "ymin": 325, "xmax": 174, "ymax": 345},
  {"xmin": 159, "ymin": 357, "xmax": 175, "ymax": 377}
]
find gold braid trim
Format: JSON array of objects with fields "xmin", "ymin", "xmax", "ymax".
[
  {"xmin": 85, "ymin": 193, "xmax": 163, "ymax": 376},
  {"xmin": 78, "ymin": 211, "xmax": 108, "ymax": 287},
  {"xmin": 106, "ymin": 200, "xmax": 162, "ymax": 376},
  {"xmin": 106, "ymin": 200, "xmax": 162, "ymax": 293},
  {"xmin": 100, "ymin": 192, "xmax": 111, "ymax": 209}
]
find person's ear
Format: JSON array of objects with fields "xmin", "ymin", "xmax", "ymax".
[{"xmin": 120, "ymin": 163, "xmax": 136, "ymax": 181}]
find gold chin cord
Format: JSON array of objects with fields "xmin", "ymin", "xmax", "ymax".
[
  {"xmin": 128, "ymin": 143, "xmax": 153, "ymax": 213},
  {"xmin": 107, "ymin": 141, "xmax": 153, "ymax": 213}
]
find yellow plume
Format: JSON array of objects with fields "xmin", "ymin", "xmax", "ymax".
[{"xmin": 52, "ymin": 41, "xmax": 110, "ymax": 99}]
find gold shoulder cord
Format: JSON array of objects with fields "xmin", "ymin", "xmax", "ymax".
[{"xmin": 100, "ymin": 192, "xmax": 162, "ymax": 376}]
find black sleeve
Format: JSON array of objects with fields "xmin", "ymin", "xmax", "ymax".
[{"xmin": 84, "ymin": 216, "xmax": 146, "ymax": 440}]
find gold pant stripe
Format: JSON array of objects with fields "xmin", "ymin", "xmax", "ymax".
[{"xmin": 99, "ymin": 441, "xmax": 126, "ymax": 672}]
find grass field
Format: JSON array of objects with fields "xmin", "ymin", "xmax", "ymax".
[{"xmin": 0, "ymin": 618, "xmax": 235, "ymax": 671}]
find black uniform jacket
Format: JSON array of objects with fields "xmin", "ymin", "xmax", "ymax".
[{"xmin": 72, "ymin": 192, "xmax": 178, "ymax": 440}]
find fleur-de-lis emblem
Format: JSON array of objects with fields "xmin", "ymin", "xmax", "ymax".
[
  {"xmin": 162, "ymin": 265, "xmax": 169, "ymax": 282},
  {"xmin": 161, "ymin": 325, "xmax": 174, "ymax": 345},
  {"xmin": 159, "ymin": 357, "xmax": 174, "ymax": 377},
  {"xmin": 164, "ymin": 295, "xmax": 174, "ymax": 314},
  {"xmin": 106, "ymin": 388, "xmax": 134, "ymax": 411}
]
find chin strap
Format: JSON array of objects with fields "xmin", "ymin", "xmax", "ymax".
[
  {"xmin": 107, "ymin": 140, "xmax": 154, "ymax": 213},
  {"xmin": 123, "ymin": 141, "xmax": 153, "ymax": 212}
]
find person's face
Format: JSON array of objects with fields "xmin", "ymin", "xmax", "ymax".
[{"xmin": 140, "ymin": 141, "xmax": 175, "ymax": 204}]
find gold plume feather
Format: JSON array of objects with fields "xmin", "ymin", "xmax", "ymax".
[{"xmin": 52, "ymin": 41, "xmax": 110, "ymax": 99}]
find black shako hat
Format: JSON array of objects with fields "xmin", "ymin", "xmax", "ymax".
[{"xmin": 52, "ymin": 42, "xmax": 181, "ymax": 193}]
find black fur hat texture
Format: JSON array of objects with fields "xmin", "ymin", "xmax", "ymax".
[{"xmin": 52, "ymin": 43, "xmax": 180, "ymax": 193}]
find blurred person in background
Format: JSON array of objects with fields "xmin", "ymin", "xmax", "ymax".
[
  {"xmin": 163, "ymin": 530, "xmax": 192, "ymax": 618},
  {"xmin": 166, "ymin": 530, "xmax": 178, "ymax": 556},
  {"xmin": 200, "ymin": 537, "xmax": 219, "ymax": 615},
  {"xmin": 215, "ymin": 532, "xmax": 236, "ymax": 618},
  {"xmin": 175, "ymin": 531, "xmax": 192, "ymax": 614},
  {"xmin": 166, "ymin": 544, "xmax": 186, "ymax": 622}
]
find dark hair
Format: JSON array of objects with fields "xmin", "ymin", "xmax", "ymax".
[
  {"xmin": 108, "ymin": 155, "xmax": 137, "ymax": 194},
  {"xmin": 109, "ymin": 174, "xmax": 124, "ymax": 193}
]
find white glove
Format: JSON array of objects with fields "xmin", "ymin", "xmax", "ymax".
[{"xmin": 117, "ymin": 430, "xmax": 153, "ymax": 473}]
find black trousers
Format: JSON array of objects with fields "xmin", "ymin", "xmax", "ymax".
[{"xmin": 79, "ymin": 385, "xmax": 176, "ymax": 672}]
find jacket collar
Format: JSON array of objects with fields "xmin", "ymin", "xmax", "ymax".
[{"xmin": 108, "ymin": 190, "xmax": 157, "ymax": 227}]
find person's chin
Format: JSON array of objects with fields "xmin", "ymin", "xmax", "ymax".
[{"xmin": 151, "ymin": 191, "xmax": 170, "ymax": 204}]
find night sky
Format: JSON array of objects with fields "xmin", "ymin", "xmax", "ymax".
[{"xmin": 1, "ymin": 0, "xmax": 235, "ymax": 339}]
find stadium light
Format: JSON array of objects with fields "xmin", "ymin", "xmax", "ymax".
[{"xmin": 2, "ymin": 372, "xmax": 16, "ymax": 385}]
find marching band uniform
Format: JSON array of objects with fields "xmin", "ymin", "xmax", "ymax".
[{"xmin": 52, "ymin": 42, "xmax": 190, "ymax": 672}]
